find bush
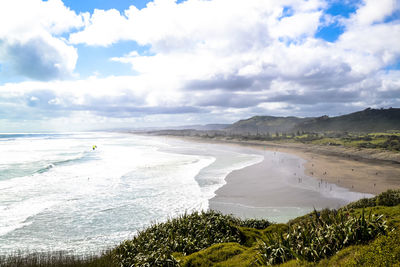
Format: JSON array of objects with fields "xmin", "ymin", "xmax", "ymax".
[
  {"xmin": 346, "ymin": 197, "xmax": 377, "ymax": 209},
  {"xmin": 257, "ymin": 209, "xmax": 387, "ymax": 265},
  {"xmin": 114, "ymin": 211, "xmax": 271, "ymax": 267},
  {"xmin": 236, "ymin": 218, "xmax": 271, "ymax": 230},
  {"xmin": 350, "ymin": 229, "xmax": 400, "ymax": 266},
  {"xmin": 377, "ymin": 190, "xmax": 400, "ymax": 206},
  {"xmin": 347, "ymin": 189, "xmax": 400, "ymax": 209}
]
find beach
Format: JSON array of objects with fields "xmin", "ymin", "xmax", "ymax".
[
  {"xmin": 167, "ymin": 136, "xmax": 400, "ymax": 221},
  {"xmin": 273, "ymin": 144, "xmax": 400, "ymax": 196}
]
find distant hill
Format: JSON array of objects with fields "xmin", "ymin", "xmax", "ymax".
[
  {"xmin": 175, "ymin": 124, "xmax": 230, "ymax": 131},
  {"xmin": 121, "ymin": 124, "xmax": 229, "ymax": 132},
  {"xmin": 226, "ymin": 116, "xmax": 310, "ymax": 134},
  {"xmin": 296, "ymin": 108, "xmax": 400, "ymax": 133},
  {"xmin": 226, "ymin": 108, "xmax": 400, "ymax": 134}
]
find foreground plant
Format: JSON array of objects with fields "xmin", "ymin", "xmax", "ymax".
[
  {"xmin": 257, "ymin": 209, "xmax": 387, "ymax": 265},
  {"xmin": 0, "ymin": 250, "xmax": 116, "ymax": 267},
  {"xmin": 114, "ymin": 210, "xmax": 270, "ymax": 266}
]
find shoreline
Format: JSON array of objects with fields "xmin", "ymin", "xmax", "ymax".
[
  {"xmin": 207, "ymin": 148, "xmax": 372, "ymax": 221},
  {"xmin": 165, "ymin": 135, "xmax": 400, "ymax": 196}
]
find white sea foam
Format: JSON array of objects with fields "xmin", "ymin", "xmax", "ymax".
[
  {"xmin": 0, "ymin": 196, "xmax": 61, "ymax": 236},
  {"xmin": 0, "ymin": 133, "xmax": 369, "ymax": 254},
  {"xmin": 1, "ymin": 132, "xmax": 261, "ymax": 254}
]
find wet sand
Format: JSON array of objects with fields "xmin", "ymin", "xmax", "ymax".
[
  {"xmin": 159, "ymin": 135, "xmax": 400, "ymax": 221},
  {"xmin": 208, "ymin": 149, "xmax": 373, "ymax": 222}
]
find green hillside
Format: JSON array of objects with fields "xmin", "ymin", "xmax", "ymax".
[
  {"xmin": 226, "ymin": 116, "xmax": 309, "ymax": 134},
  {"xmin": 297, "ymin": 108, "xmax": 400, "ymax": 133},
  {"xmin": 226, "ymin": 108, "xmax": 400, "ymax": 134}
]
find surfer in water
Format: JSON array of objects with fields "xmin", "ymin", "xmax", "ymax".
[{"xmin": 92, "ymin": 145, "xmax": 97, "ymax": 150}]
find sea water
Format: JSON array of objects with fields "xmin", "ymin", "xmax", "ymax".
[{"xmin": 0, "ymin": 132, "xmax": 263, "ymax": 255}]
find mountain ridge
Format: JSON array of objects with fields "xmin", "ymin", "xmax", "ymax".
[{"xmin": 227, "ymin": 108, "xmax": 400, "ymax": 134}]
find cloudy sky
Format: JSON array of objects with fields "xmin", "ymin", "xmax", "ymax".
[{"xmin": 0, "ymin": 0, "xmax": 399, "ymax": 132}]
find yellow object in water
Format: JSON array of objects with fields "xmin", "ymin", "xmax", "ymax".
[{"xmin": 92, "ymin": 145, "xmax": 97, "ymax": 150}]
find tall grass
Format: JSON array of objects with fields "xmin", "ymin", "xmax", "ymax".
[
  {"xmin": 257, "ymin": 209, "xmax": 387, "ymax": 265},
  {"xmin": 0, "ymin": 250, "xmax": 116, "ymax": 267}
]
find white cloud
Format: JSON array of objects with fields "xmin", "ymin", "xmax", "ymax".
[
  {"xmin": 349, "ymin": 0, "xmax": 397, "ymax": 26},
  {"xmin": 68, "ymin": 0, "xmax": 400, "ymax": 121},
  {"xmin": 1, "ymin": 0, "xmax": 400, "ymax": 131},
  {"xmin": 72, "ymin": 0, "xmax": 318, "ymax": 50},
  {"xmin": 71, "ymin": 0, "xmax": 397, "ymax": 86},
  {"xmin": 0, "ymin": 0, "xmax": 86, "ymax": 80},
  {"xmin": 69, "ymin": 8, "xmax": 127, "ymax": 46},
  {"xmin": 269, "ymin": 11, "xmax": 323, "ymax": 39},
  {"xmin": 336, "ymin": 0, "xmax": 400, "ymax": 74}
]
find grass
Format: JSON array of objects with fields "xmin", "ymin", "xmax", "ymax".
[
  {"xmin": 1, "ymin": 190, "xmax": 400, "ymax": 266},
  {"xmin": 308, "ymin": 133, "xmax": 400, "ymax": 151},
  {"xmin": 210, "ymin": 131, "xmax": 400, "ymax": 152},
  {"xmin": 0, "ymin": 251, "xmax": 116, "ymax": 267}
]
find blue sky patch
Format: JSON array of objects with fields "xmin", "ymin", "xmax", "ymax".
[
  {"xmin": 325, "ymin": 0, "xmax": 360, "ymax": 18},
  {"xmin": 384, "ymin": 60, "xmax": 400, "ymax": 71},
  {"xmin": 74, "ymin": 41, "xmax": 150, "ymax": 78},
  {"xmin": 315, "ymin": 22, "xmax": 344, "ymax": 42},
  {"xmin": 383, "ymin": 9, "xmax": 400, "ymax": 23},
  {"xmin": 63, "ymin": 0, "xmax": 150, "ymax": 13},
  {"xmin": 63, "ymin": 0, "xmax": 188, "ymax": 13},
  {"xmin": 278, "ymin": 6, "xmax": 294, "ymax": 21}
]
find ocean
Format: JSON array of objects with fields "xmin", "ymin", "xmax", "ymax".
[
  {"xmin": 0, "ymin": 132, "xmax": 263, "ymax": 255},
  {"xmin": 0, "ymin": 132, "xmax": 372, "ymax": 255}
]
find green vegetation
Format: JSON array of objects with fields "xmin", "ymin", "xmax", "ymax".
[
  {"xmin": 195, "ymin": 131, "xmax": 400, "ymax": 152},
  {"xmin": 0, "ymin": 251, "xmax": 116, "ymax": 267},
  {"xmin": 307, "ymin": 132, "xmax": 400, "ymax": 151},
  {"xmin": 1, "ymin": 190, "xmax": 400, "ymax": 267},
  {"xmin": 225, "ymin": 108, "xmax": 400, "ymax": 135},
  {"xmin": 257, "ymin": 209, "xmax": 387, "ymax": 265},
  {"xmin": 114, "ymin": 211, "xmax": 250, "ymax": 266},
  {"xmin": 347, "ymin": 189, "xmax": 400, "ymax": 209},
  {"xmin": 150, "ymin": 108, "xmax": 400, "ymax": 152}
]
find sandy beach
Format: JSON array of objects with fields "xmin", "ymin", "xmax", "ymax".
[
  {"xmin": 243, "ymin": 141, "xmax": 400, "ymax": 195},
  {"xmin": 272, "ymin": 144, "xmax": 400, "ymax": 196},
  {"xmin": 178, "ymin": 137, "xmax": 400, "ymax": 195},
  {"xmin": 165, "ymin": 136, "xmax": 400, "ymax": 221}
]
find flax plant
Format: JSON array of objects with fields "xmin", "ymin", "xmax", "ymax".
[{"xmin": 257, "ymin": 209, "xmax": 387, "ymax": 265}]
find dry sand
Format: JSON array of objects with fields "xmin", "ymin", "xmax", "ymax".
[{"xmin": 250, "ymin": 142, "xmax": 400, "ymax": 195}]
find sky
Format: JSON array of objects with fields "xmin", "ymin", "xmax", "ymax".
[{"xmin": 0, "ymin": 0, "xmax": 399, "ymax": 132}]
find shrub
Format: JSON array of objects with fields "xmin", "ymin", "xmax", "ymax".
[
  {"xmin": 236, "ymin": 218, "xmax": 271, "ymax": 230},
  {"xmin": 351, "ymin": 229, "xmax": 400, "ymax": 266},
  {"xmin": 346, "ymin": 197, "xmax": 377, "ymax": 209},
  {"xmin": 257, "ymin": 209, "xmax": 387, "ymax": 265},
  {"xmin": 347, "ymin": 189, "xmax": 400, "ymax": 209},
  {"xmin": 114, "ymin": 211, "xmax": 271, "ymax": 266},
  {"xmin": 377, "ymin": 190, "xmax": 400, "ymax": 206}
]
